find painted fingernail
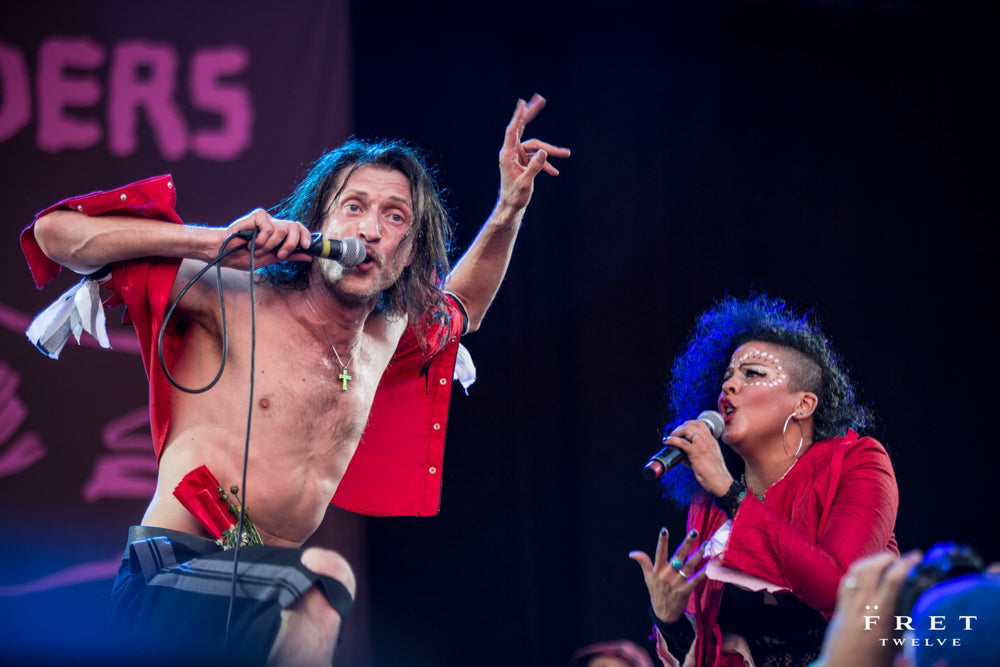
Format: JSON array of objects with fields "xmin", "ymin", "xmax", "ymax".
[
  {"xmin": 688, "ymin": 530, "xmax": 698, "ymax": 539},
  {"xmin": 660, "ymin": 527, "xmax": 667, "ymax": 537}
]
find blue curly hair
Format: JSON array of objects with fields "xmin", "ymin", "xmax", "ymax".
[{"xmin": 660, "ymin": 293, "xmax": 873, "ymax": 506}]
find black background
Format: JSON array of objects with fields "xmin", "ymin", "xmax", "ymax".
[{"xmin": 351, "ymin": 2, "xmax": 999, "ymax": 665}]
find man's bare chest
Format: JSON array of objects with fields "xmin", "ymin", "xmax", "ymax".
[{"xmin": 228, "ymin": 318, "xmax": 400, "ymax": 446}]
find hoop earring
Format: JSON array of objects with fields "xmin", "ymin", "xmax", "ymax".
[{"xmin": 782, "ymin": 412, "xmax": 805, "ymax": 458}]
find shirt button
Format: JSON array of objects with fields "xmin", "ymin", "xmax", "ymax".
[
  {"xmin": 432, "ymin": 423, "xmax": 441, "ymax": 430},
  {"xmin": 120, "ymin": 193, "xmax": 127, "ymax": 201},
  {"xmin": 76, "ymin": 205, "xmax": 83, "ymax": 212},
  {"xmin": 167, "ymin": 181, "xmax": 173, "ymax": 189},
  {"xmin": 439, "ymin": 378, "xmax": 447, "ymax": 385},
  {"xmin": 428, "ymin": 466, "xmax": 437, "ymax": 475}
]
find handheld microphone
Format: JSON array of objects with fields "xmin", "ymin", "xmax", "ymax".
[
  {"xmin": 303, "ymin": 233, "xmax": 366, "ymax": 267},
  {"xmin": 642, "ymin": 410, "xmax": 725, "ymax": 480},
  {"xmin": 236, "ymin": 230, "xmax": 366, "ymax": 268}
]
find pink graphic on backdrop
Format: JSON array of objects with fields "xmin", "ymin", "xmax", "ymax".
[
  {"xmin": 190, "ymin": 46, "xmax": 253, "ymax": 160},
  {"xmin": 0, "ymin": 307, "xmax": 153, "ymax": 596},
  {"xmin": 0, "ymin": 301, "xmax": 154, "ymax": 496},
  {"xmin": 36, "ymin": 37, "xmax": 105, "ymax": 151},
  {"xmin": 0, "ymin": 554, "xmax": 123, "ymax": 597},
  {"xmin": 0, "ymin": 42, "xmax": 31, "ymax": 142},
  {"xmin": 1, "ymin": 37, "xmax": 252, "ymax": 160},
  {"xmin": 83, "ymin": 405, "xmax": 156, "ymax": 502},
  {"xmin": 0, "ymin": 361, "xmax": 45, "ymax": 477},
  {"xmin": 108, "ymin": 41, "xmax": 186, "ymax": 160},
  {"xmin": 0, "ymin": 301, "xmax": 151, "ymax": 485}
]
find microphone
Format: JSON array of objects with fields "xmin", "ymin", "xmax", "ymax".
[
  {"xmin": 303, "ymin": 232, "xmax": 366, "ymax": 267},
  {"xmin": 642, "ymin": 410, "xmax": 725, "ymax": 480},
  {"xmin": 236, "ymin": 230, "xmax": 366, "ymax": 267}
]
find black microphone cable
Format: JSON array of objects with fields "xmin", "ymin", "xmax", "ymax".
[
  {"xmin": 155, "ymin": 230, "xmax": 258, "ymax": 653},
  {"xmin": 157, "ymin": 231, "xmax": 256, "ymax": 392}
]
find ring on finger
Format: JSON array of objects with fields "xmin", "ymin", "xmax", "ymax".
[
  {"xmin": 669, "ymin": 556, "xmax": 684, "ymax": 571},
  {"xmin": 677, "ymin": 569, "xmax": 690, "ymax": 580}
]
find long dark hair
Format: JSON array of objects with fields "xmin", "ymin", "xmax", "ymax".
[{"xmin": 660, "ymin": 293, "xmax": 873, "ymax": 506}]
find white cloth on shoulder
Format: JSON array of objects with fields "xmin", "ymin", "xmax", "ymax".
[{"xmin": 26, "ymin": 277, "xmax": 110, "ymax": 359}]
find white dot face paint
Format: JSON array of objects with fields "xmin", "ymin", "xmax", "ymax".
[
  {"xmin": 724, "ymin": 346, "xmax": 788, "ymax": 388},
  {"xmin": 718, "ymin": 341, "xmax": 800, "ymax": 449}
]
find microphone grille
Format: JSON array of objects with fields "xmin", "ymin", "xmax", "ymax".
[
  {"xmin": 698, "ymin": 410, "xmax": 725, "ymax": 438},
  {"xmin": 339, "ymin": 237, "xmax": 366, "ymax": 268}
]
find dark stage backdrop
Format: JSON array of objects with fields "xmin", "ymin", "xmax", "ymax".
[
  {"xmin": 3, "ymin": 1, "xmax": 999, "ymax": 666},
  {"xmin": 351, "ymin": 2, "xmax": 999, "ymax": 666}
]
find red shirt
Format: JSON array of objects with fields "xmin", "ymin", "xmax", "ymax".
[
  {"xmin": 653, "ymin": 431, "xmax": 899, "ymax": 666},
  {"xmin": 21, "ymin": 175, "xmax": 462, "ymax": 517}
]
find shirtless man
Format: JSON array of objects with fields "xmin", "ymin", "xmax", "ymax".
[{"xmin": 24, "ymin": 95, "xmax": 568, "ymax": 665}]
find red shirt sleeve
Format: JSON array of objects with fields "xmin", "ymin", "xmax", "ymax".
[
  {"xmin": 21, "ymin": 175, "xmax": 180, "ymax": 289},
  {"xmin": 20, "ymin": 176, "xmax": 185, "ymax": 457},
  {"xmin": 721, "ymin": 434, "xmax": 899, "ymax": 615}
]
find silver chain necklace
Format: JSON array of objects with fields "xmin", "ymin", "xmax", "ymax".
[{"xmin": 303, "ymin": 293, "xmax": 358, "ymax": 391}]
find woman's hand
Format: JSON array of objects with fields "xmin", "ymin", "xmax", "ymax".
[
  {"xmin": 629, "ymin": 528, "xmax": 708, "ymax": 623},
  {"xmin": 663, "ymin": 419, "xmax": 734, "ymax": 497}
]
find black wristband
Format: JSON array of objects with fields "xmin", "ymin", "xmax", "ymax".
[
  {"xmin": 443, "ymin": 290, "xmax": 470, "ymax": 336},
  {"xmin": 714, "ymin": 479, "xmax": 748, "ymax": 520},
  {"xmin": 649, "ymin": 606, "xmax": 695, "ymax": 657}
]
